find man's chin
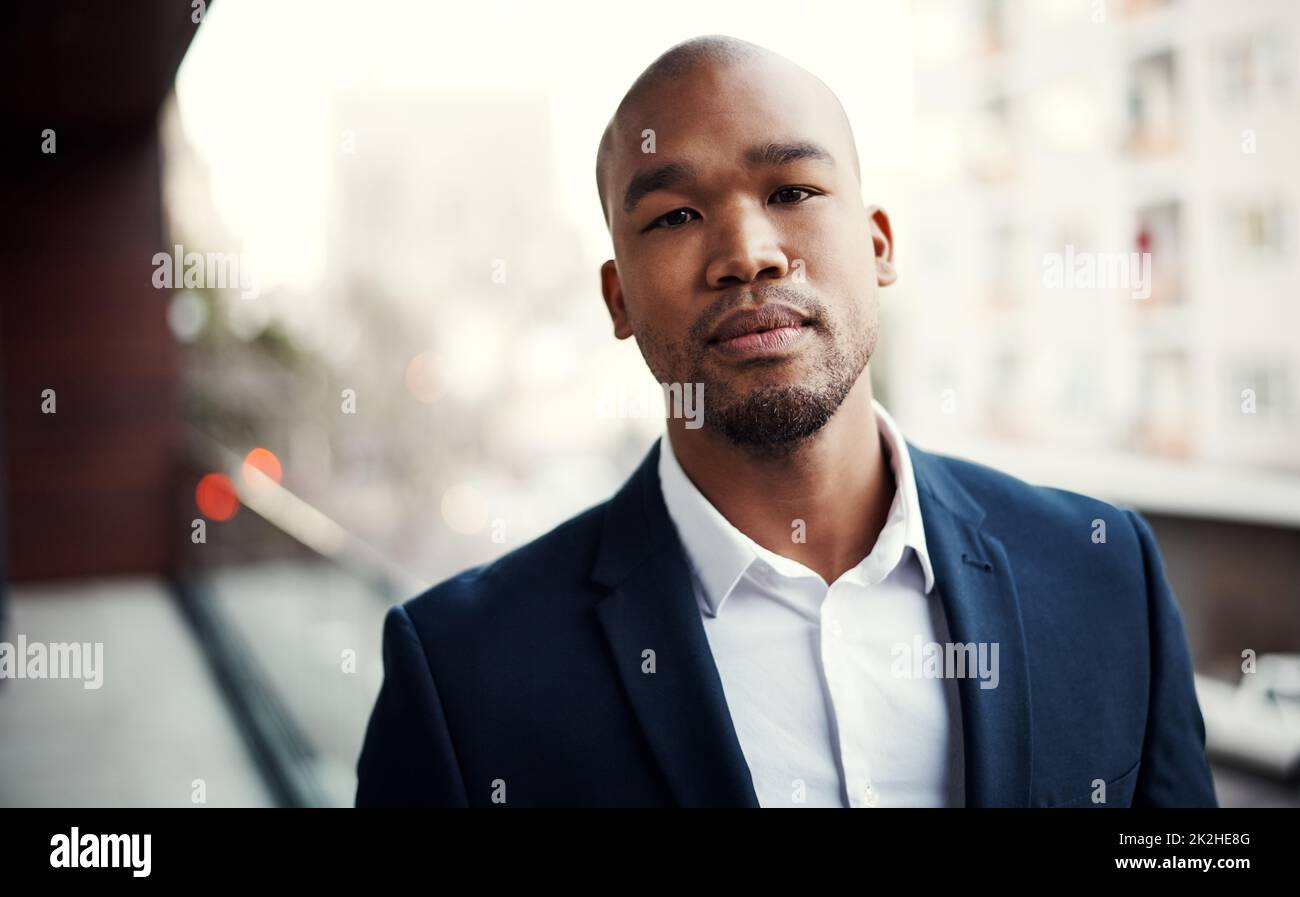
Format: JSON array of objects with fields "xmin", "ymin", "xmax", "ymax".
[
  {"xmin": 702, "ymin": 383, "xmax": 845, "ymax": 453},
  {"xmin": 703, "ymin": 353, "xmax": 822, "ymax": 389}
]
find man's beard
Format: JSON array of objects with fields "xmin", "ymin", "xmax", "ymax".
[
  {"xmin": 693, "ymin": 322, "xmax": 868, "ymax": 454},
  {"xmin": 637, "ymin": 287, "xmax": 875, "ymax": 457},
  {"xmin": 702, "ymin": 370, "xmax": 857, "ymax": 452}
]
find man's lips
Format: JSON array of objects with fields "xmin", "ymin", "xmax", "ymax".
[
  {"xmin": 711, "ymin": 323, "xmax": 807, "ymax": 355},
  {"xmin": 708, "ymin": 305, "xmax": 812, "ymax": 342},
  {"xmin": 707, "ymin": 305, "xmax": 813, "ymax": 357}
]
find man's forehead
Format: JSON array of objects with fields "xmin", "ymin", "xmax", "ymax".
[
  {"xmin": 607, "ymin": 103, "xmax": 854, "ymax": 215},
  {"xmin": 611, "ymin": 58, "xmax": 843, "ymax": 146},
  {"xmin": 597, "ymin": 49, "xmax": 860, "ymax": 224}
]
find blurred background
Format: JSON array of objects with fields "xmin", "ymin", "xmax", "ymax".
[{"xmin": 1, "ymin": 0, "xmax": 1297, "ymax": 807}]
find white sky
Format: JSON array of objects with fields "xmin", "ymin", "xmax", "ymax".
[{"xmin": 174, "ymin": 0, "xmax": 916, "ymax": 291}]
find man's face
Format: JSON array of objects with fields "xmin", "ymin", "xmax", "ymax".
[{"xmin": 600, "ymin": 58, "xmax": 895, "ymax": 451}]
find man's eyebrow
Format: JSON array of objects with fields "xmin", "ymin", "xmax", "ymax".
[
  {"xmin": 623, "ymin": 162, "xmax": 698, "ymax": 215},
  {"xmin": 619, "ymin": 143, "xmax": 833, "ymax": 216},
  {"xmin": 745, "ymin": 141, "xmax": 835, "ymax": 168}
]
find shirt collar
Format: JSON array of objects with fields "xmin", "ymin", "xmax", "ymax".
[{"xmin": 657, "ymin": 399, "xmax": 936, "ymax": 617}]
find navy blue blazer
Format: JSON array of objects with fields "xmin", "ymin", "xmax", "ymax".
[{"xmin": 356, "ymin": 439, "xmax": 1218, "ymax": 807}]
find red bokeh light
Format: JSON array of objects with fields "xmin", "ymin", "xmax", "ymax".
[
  {"xmin": 195, "ymin": 472, "xmax": 239, "ymax": 521},
  {"xmin": 242, "ymin": 447, "xmax": 283, "ymax": 488}
]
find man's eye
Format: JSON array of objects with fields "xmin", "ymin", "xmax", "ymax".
[
  {"xmin": 771, "ymin": 187, "xmax": 816, "ymax": 204},
  {"xmin": 649, "ymin": 208, "xmax": 698, "ymax": 230}
]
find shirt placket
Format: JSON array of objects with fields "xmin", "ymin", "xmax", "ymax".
[{"xmin": 819, "ymin": 582, "xmax": 878, "ymax": 808}]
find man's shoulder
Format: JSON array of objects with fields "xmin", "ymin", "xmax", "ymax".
[
  {"xmin": 912, "ymin": 443, "xmax": 1149, "ymax": 556},
  {"xmin": 915, "ymin": 446, "xmax": 1161, "ymax": 628}
]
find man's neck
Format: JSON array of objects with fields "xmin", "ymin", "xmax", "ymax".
[{"xmin": 665, "ymin": 373, "xmax": 894, "ymax": 585}]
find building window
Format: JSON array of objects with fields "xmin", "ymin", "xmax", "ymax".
[
  {"xmin": 1222, "ymin": 199, "xmax": 1291, "ymax": 257},
  {"xmin": 1213, "ymin": 30, "xmax": 1294, "ymax": 105},
  {"xmin": 1137, "ymin": 349, "xmax": 1191, "ymax": 456},
  {"xmin": 1231, "ymin": 361, "xmax": 1295, "ymax": 422},
  {"xmin": 1135, "ymin": 200, "xmax": 1183, "ymax": 305},
  {"xmin": 1127, "ymin": 51, "xmax": 1180, "ymax": 156}
]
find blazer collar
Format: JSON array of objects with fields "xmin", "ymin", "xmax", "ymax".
[
  {"xmin": 657, "ymin": 399, "xmax": 937, "ymax": 618},
  {"xmin": 591, "ymin": 437, "xmax": 1034, "ymax": 808},
  {"xmin": 909, "ymin": 443, "xmax": 1035, "ymax": 807},
  {"xmin": 592, "ymin": 439, "xmax": 760, "ymax": 807}
]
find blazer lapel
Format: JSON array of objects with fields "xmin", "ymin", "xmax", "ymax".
[
  {"xmin": 910, "ymin": 443, "xmax": 1034, "ymax": 807},
  {"xmin": 592, "ymin": 439, "xmax": 760, "ymax": 808}
]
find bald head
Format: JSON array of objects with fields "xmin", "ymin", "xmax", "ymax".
[{"xmin": 595, "ymin": 35, "xmax": 862, "ymax": 228}]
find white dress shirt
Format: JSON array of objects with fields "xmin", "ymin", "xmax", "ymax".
[{"xmin": 657, "ymin": 400, "xmax": 966, "ymax": 807}]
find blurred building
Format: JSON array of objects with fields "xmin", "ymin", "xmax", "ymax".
[
  {"xmin": 900, "ymin": 0, "xmax": 1298, "ymax": 479},
  {"xmin": 274, "ymin": 90, "xmax": 657, "ymax": 580},
  {"xmin": 896, "ymin": 0, "xmax": 1300, "ymax": 767}
]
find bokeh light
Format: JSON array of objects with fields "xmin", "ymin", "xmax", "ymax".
[{"xmin": 196, "ymin": 472, "xmax": 240, "ymax": 521}]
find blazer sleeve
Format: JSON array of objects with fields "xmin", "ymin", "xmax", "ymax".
[
  {"xmin": 356, "ymin": 604, "xmax": 470, "ymax": 807},
  {"xmin": 1125, "ymin": 510, "xmax": 1219, "ymax": 807}
]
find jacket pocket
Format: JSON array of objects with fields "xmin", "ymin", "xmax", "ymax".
[{"xmin": 1041, "ymin": 758, "xmax": 1141, "ymax": 807}]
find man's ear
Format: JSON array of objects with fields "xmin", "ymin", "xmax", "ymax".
[
  {"xmin": 867, "ymin": 205, "xmax": 897, "ymax": 287},
  {"xmin": 600, "ymin": 260, "xmax": 634, "ymax": 339}
]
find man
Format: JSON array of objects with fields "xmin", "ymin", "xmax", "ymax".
[{"xmin": 356, "ymin": 35, "xmax": 1217, "ymax": 807}]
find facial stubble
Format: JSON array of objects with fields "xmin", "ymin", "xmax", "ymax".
[{"xmin": 634, "ymin": 289, "xmax": 877, "ymax": 456}]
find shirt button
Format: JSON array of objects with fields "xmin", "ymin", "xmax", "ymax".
[
  {"xmin": 863, "ymin": 784, "xmax": 880, "ymax": 808},
  {"xmin": 826, "ymin": 619, "xmax": 843, "ymax": 638}
]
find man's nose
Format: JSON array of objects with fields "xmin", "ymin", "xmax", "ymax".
[{"xmin": 704, "ymin": 203, "xmax": 791, "ymax": 288}]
